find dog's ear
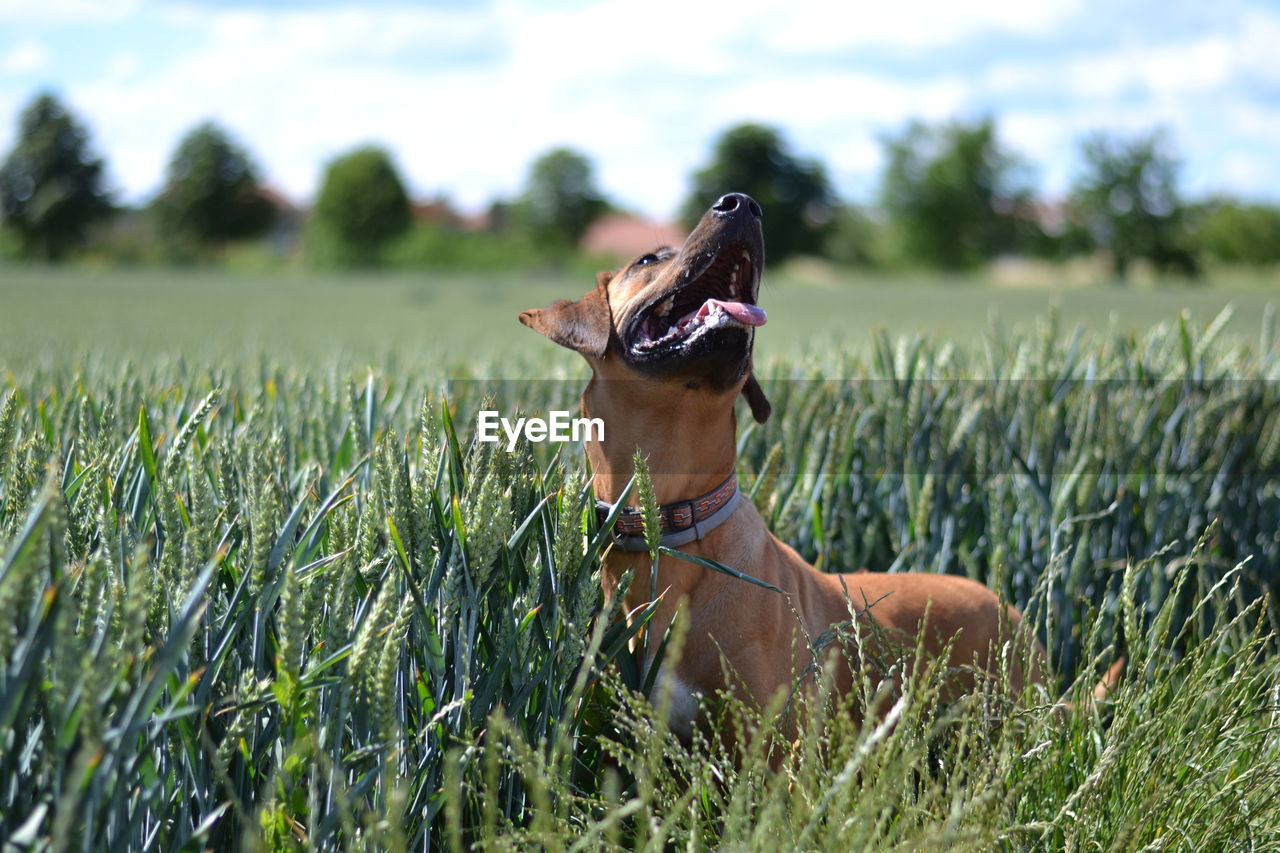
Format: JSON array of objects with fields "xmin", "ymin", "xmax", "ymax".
[
  {"xmin": 743, "ymin": 371, "xmax": 771, "ymax": 423},
  {"xmin": 518, "ymin": 281, "xmax": 612, "ymax": 359}
]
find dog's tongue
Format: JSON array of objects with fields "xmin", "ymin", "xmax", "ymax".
[{"xmin": 698, "ymin": 299, "xmax": 768, "ymax": 327}]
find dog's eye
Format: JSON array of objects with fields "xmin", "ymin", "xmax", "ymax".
[{"xmin": 632, "ymin": 247, "xmax": 673, "ymax": 270}]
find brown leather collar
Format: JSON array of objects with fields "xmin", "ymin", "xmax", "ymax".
[{"xmin": 596, "ymin": 472, "xmax": 740, "ymax": 551}]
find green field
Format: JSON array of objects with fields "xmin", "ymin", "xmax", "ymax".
[
  {"xmin": 2, "ymin": 267, "xmax": 1279, "ymax": 849},
  {"xmin": 2, "ymin": 266, "xmax": 1278, "ymax": 369}
]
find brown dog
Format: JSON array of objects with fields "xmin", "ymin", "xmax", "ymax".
[{"xmin": 519, "ymin": 192, "xmax": 1053, "ymax": 737}]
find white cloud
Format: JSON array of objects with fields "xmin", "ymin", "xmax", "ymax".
[
  {"xmin": 201, "ymin": 5, "xmax": 502, "ymax": 64},
  {"xmin": 985, "ymin": 6, "xmax": 1280, "ymax": 103},
  {"xmin": 1061, "ymin": 37, "xmax": 1233, "ymax": 101},
  {"xmin": 63, "ymin": 5, "xmax": 514, "ymax": 205},
  {"xmin": 5, "ymin": 0, "xmax": 1279, "ymax": 215},
  {"xmin": 975, "ymin": 5, "xmax": 1280, "ymax": 199},
  {"xmin": 1218, "ymin": 150, "xmax": 1272, "ymax": 193},
  {"xmin": 1227, "ymin": 100, "xmax": 1280, "ymax": 139},
  {"xmin": 0, "ymin": 0, "xmax": 138, "ymax": 24},
  {"xmin": 106, "ymin": 50, "xmax": 139, "ymax": 80},
  {"xmin": 765, "ymin": 0, "xmax": 1081, "ymax": 52},
  {"xmin": 1, "ymin": 38, "xmax": 49, "ymax": 74}
]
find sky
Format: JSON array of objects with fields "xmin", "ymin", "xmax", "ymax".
[{"xmin": 1, "ymin": 0, "xmax": 1277, "ymax": 219}]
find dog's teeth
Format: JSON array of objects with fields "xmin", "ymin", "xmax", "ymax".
[{"xmin": 655, "ymin": 296, "xmax": 673, "ymax": 318}]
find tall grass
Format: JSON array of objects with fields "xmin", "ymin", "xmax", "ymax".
[
  {"xmin": 743, "ymin": 307, "xmax": 1280, "ymax": 678},
  {"xmin": 1, "ymin": 308, "xmax": 1278, "ymax": 849}
]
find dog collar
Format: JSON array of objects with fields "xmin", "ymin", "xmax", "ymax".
[{"xmin": 596, "ymin": 472, "xmax": 741, "ymax": 552}]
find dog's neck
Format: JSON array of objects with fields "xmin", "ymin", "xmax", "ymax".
[
  {"xmin": 582, "ymin": 375, "xmax": 739, "ymax": 510},
  {"xmin": 581, "ymin": 375, "xmax": 742, "ymax": 608}
]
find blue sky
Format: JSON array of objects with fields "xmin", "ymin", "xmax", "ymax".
[{"xmin": 1, "ymin": 0, "xmax": 1277, "ymax": 218}]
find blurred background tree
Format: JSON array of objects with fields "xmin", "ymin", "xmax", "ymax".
[
  {"xmin": 681, "ymin": 123, "xmax": 834, "ymax": 263},
  {"xmin": 152, "ymin": 121, "xmax": 277, "ymax": 259},
  {"xmin": 0, "ymin": 92, "xmax": 113, "ymax": 261},
  {"xmin": 1195, "ymin": 198, "xmax": 1280, "ymax": 266},
  {"xmin": 310, "ymin": 145, "xmax": 411, "ymax": 266},
  {"xmin": 516, "ymin": 147, "xmax": 608, "ymax": 251},
  {"xmin": 822, "ymin": 203, "xmax": 882, "ymax": 267},
  {"xmin": 879, "ymin": 117, "xmax": 1033, "ymax": 270},
  {"xmin": 1070, "ymin": 130, "xmax": 1199, "ymax": 279},
  {"xmin": 2, "ymin": 91, "xmax": 1277, "ymax": 278}
]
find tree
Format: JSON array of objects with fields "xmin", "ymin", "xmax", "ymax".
[
  {"xmin": 879, "ymin": 117, "xmax": 1032, "ymax": 270},
  {"xmin": 1070, "ymin": 130, "xmax": 1198, "ymax": 278},
  {"xmin": 152, "ymin": 121, "xmax": 276, "ymax": 254},
  {"xmin": 0, "ymin": 92, "xmax": 112, "ymax": 260},
  {"xmin": 311, "ymin": 146, "xmax": 411, "ymax": 266},
  {"xmin": 822, "ymin": 203, "xmax": 881, "ymax": 267},
  {"xmin": 1196, "ymin": 198, "xmax": 1280, "ymax": 266},
  {"xmin": 517, "ymin": 147, "xmax": 607, "ymax": 249},
  {"xmin": 681, "ymin": 124, "xmax": 833, "ymax": 263}
]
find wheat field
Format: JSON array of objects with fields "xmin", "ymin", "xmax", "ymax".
[{"xmin": 1, "ymin": 271, "xmax": 1279, "ymax": 849}]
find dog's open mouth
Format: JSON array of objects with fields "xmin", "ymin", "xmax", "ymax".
[{"xmin": 627, "ymin": 246, "xmax": 767, "ymax": 357}]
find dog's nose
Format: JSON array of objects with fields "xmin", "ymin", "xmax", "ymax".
[{"xmin": 711, "ymin": 192, "xmax": 763, "ymax": 220}]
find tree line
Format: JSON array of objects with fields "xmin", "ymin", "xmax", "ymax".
[{"xmin": 2, "ymin": 91, "xmax": 1279, "ymax": 278}]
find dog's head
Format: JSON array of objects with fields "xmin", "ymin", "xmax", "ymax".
[{"xmin": 519, "ymin": 192, "xmax": 771, "ymax": 422}]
